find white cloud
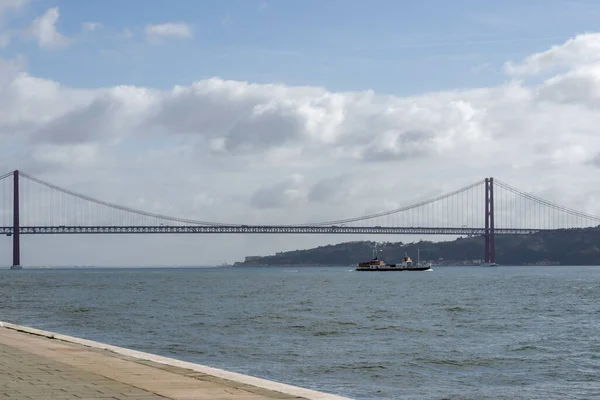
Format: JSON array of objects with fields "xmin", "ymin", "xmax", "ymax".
[
  {"xmin": 505, "ymin": 32, "xmax": 600, "ymax": 76},
  {"xmin": 31, "ymin": 143, "xmax": 100, "ymax": 167},
  {"xmin": 3, "ymin": 33, "xmax": 600, "ymax": 265},
  {"xmin": 251, "ymin": 174, "xmax": 305, "ymax": 209},
  {"xmin": 0, "ymin": 0, "xmax": 27, "ymax": 15},
  {"xmin": 308, "ymin": 174, "xmax": 362, "ymax": 205},
  {"xmin": 26, "ymin": 7, "xmax": 69, "ymax": 49},
  {"xmin": 144, "ymin": 22, "xmax": 192, "ymax": 42},
  {"xmin": 82, "ymin": 21, "xmax": 102, "ymax": 33},
  {"xmin": 0, "ymin": 0, "xmax": 28, "ymax": 47}
]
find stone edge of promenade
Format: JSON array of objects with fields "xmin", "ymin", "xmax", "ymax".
[{"xmin": 0, "ymin": 321, "xmax": 352, "ymax": 400}]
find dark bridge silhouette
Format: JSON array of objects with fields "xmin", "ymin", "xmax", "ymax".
[{"xmin": 1, "ymin": 170, "xmax": 599, "ymax": 268}]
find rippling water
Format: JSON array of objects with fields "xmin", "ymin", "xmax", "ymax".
[{"xmin": 1, "ymin": 266, "xmax": 599, "ymax": 399}]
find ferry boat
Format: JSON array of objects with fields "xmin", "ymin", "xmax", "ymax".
[{"xmin": 356, "ymin": 245, "xmax": 432, "ymax": 271}]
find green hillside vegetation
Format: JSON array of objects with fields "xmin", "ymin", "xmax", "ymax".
[{"xmin": 235, "ymin": 228, "xmax": 600, "ymax": 266}]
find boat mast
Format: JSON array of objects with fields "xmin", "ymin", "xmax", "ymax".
[{"xmin": 418, "ymin": 248, "xmax": 420, "ymax": 264}]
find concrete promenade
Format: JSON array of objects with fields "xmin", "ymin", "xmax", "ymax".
[{"xmin": 0, "ymin": 322, "xmax": 351, "ymax": 400}]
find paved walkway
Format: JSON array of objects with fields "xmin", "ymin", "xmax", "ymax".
[{"xmin": 0, "ymin": 325, "xmax": 348, "ymax": 400}]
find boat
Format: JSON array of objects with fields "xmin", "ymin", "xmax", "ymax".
[
  {"xmin": 482, "ymin": 262, "xmax": 499, "ymax": 267},
  {"xmin": 356, "ymin": 245, "xmax": 432, "ymax": 271}
]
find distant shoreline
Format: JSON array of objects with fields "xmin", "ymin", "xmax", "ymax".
[{"xmin": 235, "ymin": 231, "xmax": 600, "ymax": 266}]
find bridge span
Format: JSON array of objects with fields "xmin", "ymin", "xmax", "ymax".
[{"xmin": 2, "ymin": 170, "xmax": 600, "ymax": 268}]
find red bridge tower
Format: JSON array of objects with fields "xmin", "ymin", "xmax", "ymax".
[
  {"xmin": 11, "ymin": 170, "xmax": 21, "ymax": 269},
  {"xmin": 484, "ymin": 177, "xmax": 495, "ymax": 264}
]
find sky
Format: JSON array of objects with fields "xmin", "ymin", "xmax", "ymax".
[{"xmin": 2, "ymin": 0, "xmax": 600, "ymax": 266}]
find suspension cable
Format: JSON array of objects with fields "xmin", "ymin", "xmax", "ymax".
[
  {"xmin": 299, "ymin": 179, "xmax": 486, "ymax": 226},
  {"xmin": 0, "ymin": 171, "xmax": 14, "ymax": 181},
  {"xmin": 494, "ymin": 179, "xmax": 600, "ymax": 222},
  {"xmin": 19, "ymin": 172, "xmax": 238, "ymax": 226}
]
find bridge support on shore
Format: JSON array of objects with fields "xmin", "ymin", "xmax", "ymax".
[
  {"xmin": 484, "ymin": 177, "xmax": 496, "ymax": 264},
  {"xmin": 11, "ymin": 170, "xmax": 20, "ymax": 269}
]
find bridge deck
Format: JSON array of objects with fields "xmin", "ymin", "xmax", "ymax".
[
  {"xmin": 0, "ymin": 225, "xmax": 542, "ymax": 235},
  {"xmin": 0, "ymin": 323, "xmax": 348, "ymax": 400}
]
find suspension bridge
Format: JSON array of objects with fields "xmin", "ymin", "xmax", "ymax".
[{"xmin": 1, "ymin": 170, "xmax": 600, "ymax": 268}]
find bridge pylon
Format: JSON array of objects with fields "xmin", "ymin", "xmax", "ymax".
[
  {"xmin": 484, "ymin": 177, "xmax": 495, "ymax": 264},
  {"xmin": 11, "ymin": 170, "xmax": 21, "ymax": 270}
]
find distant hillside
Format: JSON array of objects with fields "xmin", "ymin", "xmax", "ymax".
[{"xmin": 235, "ymin": 228, "xmax": 600, "ymax": 266}]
